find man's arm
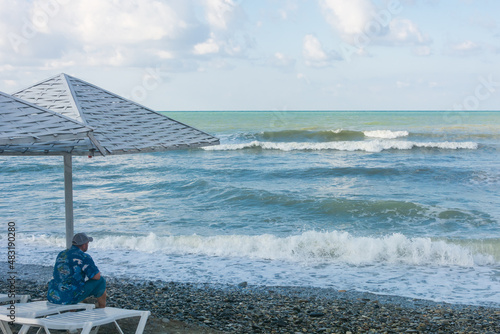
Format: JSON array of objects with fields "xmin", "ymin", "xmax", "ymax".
[{"xmin": 82, "ymin": 254, "xmax": 101, "ymax": 280}]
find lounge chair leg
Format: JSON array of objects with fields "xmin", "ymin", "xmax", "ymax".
[
  {"xmin": 80, "ymin": 322, "xmax": 93, "ymax": 334},
  {"xmin": 18, "ymin": 324, "xmax": 32, "ymax": 334},
  {"xmin": 135, "ymin": 312, "xmax": 149, "ymax": 334},
  {"xmin": 89, "ymin": 325, "xmax": 100, "ymax": 334},
  {"xmin": 0, "ymin": 321, "xmax": 14, "ymax": 334},
  {"xmin": 113, "ymin": 321, "xmax": 124, "ymax": 334},
  {"xmin": 19, "ymin": 296, "xmax": 30, "ymax": 303}
]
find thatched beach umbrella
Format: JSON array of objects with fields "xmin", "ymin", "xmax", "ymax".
[{"xmin": 1, "ymin": 73, "xmax": 219, "ymax": 248}]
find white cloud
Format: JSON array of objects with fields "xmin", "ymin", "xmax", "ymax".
[
  {"xmin": 41, "ymin": 59, "xmax": 77, "ymax": 70},
  {"xmin": 277, "ymin": 2, "xmax": 299, "ymax": 21},
  {"xmin": 15, "ymin": 0, "xmax": 191, "ymax": 55},
  {"xmin": 319, "ymin": 0, "xmax": 431, "ymax": 51},
  {"xmin": 278, "ymin": 9, "xmax": 288, "ymax": 20},
  {"xmin": 303, "ymin": 35, "xmax": 328, "ymax": 62},
  {"xmin": 0, "ymin": 0, "xmax": 32, "ymax": 60},
  {"xmin": 320, "ymin": 0, "xmax": 376, "ymax": 37},
  {"xmin": 203, "ymin": 0, "xmax": 240, "ymax": 30},
  {"xmin": 155, "ymin": 50, "xmax": 175, "ymax": 60},
  {"xmin": 0, "ymin": 0, "xmax": 199, "ymax": 67},
  {"xmin": 386, "ymin": 19, "xmax": 429, "ymax": 45},
  {"xmin": 302, "ymin": 34, "xmax": 340, "ymax": 67},
  {"xmin": 255, "ymin": 51, "xmax": 296, "ymax": 70},
  {"xmin": 0, "ymin": 0, "xmax": 252, "ymax": 71},
  {"xmin": 197, "ymin": 0, "xmax": 250, "ymax": 57},
  {"xmin": 193, "ymin": 34, "xmax": 220, "ymax": 55},
  {"xmin": 2, "ymin": 79, "xmax": 17, "ymax": 88},
  {"xmin": 396, "ymin": 80, "xmax": 411, "ymax": 88},
  {"xmin": 64, "ymin": 1, "xmax": 182, "ymax": 45},
  {"xmin": 445, "ymin": 40, "xmax": 482, "ymax": 56},
  {"xmin": 272, "ymin": 52, "xmax": 296, "ymax": 68},
  {"xmin": 453, "ymin": 40, "xmax": 479, "ymax": 52},
  {"xmin": 297, "ymin": 73, "xmax": 306, "ymax": 80},
  {"xmin": 0, "ymin": 65, "xmax": 15, "ymax": 72}
]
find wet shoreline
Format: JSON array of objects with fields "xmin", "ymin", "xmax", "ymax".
[{"xmin": 1, "ymin": 262, "xmax": 499, "ymax": 333}]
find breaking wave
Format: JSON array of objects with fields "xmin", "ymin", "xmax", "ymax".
[
  {"xmin": 363, "ymin": 130, "xmax": 409, "ymax": 139},
  {"xmin": 19, "ymin": 231, "xmax": 498, "ymax": 266},
  {"xmin": 203, "ymin": 140, "xmax": 478, "ymax": 152},
  {"xmin": 235, "ymin": 129, "xmax": 409, "ymax": 142}
]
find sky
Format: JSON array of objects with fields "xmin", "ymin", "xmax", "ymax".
[{"xmin": 0, "ymin": 0, "xmax": 499, "ymax": 111}]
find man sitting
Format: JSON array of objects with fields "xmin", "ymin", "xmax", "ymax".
[{"xmin": 47, "ymin": 233, "xmax": 106, "ymax": 308}]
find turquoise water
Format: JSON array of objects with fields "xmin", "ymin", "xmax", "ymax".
[{"xmin": 1, "ymin": 111, "xmax": 499, "ymax": 306}]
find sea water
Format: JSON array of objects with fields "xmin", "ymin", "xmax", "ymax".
[{"xmin": 1, "ymin": 111, "xmax": 499, "ymax": 307}]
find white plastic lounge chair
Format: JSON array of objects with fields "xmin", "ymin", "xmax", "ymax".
[
  {"xmin": 14, "ymin": 307, "xmax": 150, "ymax": 334},
  {"xmin": 0, "ymin": 301, "xmax": 94, "ymax": 334},
  {"xmin": 0, "ymin": 295, "xmax": 30, "ymax": 304}
]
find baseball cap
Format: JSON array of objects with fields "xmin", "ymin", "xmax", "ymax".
[{"xmin": 72, "ymin": 232, "xmax": 94, "ymax": 246}]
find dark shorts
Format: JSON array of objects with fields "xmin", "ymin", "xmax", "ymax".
[{"xmin": 76, "ymin": 277, "xmax": 106, "ymax": 303}]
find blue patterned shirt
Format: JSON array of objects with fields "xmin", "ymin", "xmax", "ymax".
[{"xmin": 47, "ymin": 246, "xmax": 100, "ymax": 304}]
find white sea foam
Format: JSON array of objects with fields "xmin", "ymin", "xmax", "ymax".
[
  {"xmin": 5, "ymin": 232, "xmax": 499, "ymax": 306},
  {"xmin": 16, "ymin": 231, "xmax": 496, "ymax": 267},
  {"xmin": 363, "ymin": 130, "xmax": 409, "ymax": 139},
  {"xmin": 203, "ymin": 140, "xmax": 479, "ymax": 152}
]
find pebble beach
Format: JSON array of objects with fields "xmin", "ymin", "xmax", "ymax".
[{"xmin": 1, "ymin": 263, "xmax": 499, "ymax": 333}]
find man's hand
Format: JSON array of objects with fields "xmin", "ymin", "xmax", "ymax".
[{"xmin": 92, "ymin": 272, "xmax": 101, "ymax": 280}]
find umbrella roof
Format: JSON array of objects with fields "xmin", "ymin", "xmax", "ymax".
[
  {"xmin": 2, "ymin": 73, "xmax": 219, "ymax": 248},
  {"xmin": 0, "ymin": 91, "xmax": 98, "ymax": 153},
  {"xmin": 11, "ymin": 73, "xmax": 219, "ymax": 156}
]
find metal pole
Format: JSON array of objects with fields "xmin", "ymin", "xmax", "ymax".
[{"xmin": 64, "ymin": 155, "xmax": 74, "ymax": 249}]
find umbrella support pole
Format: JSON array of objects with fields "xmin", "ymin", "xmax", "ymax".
[{"xmin": 64, "ymin": 155, "xmax": 74, "ymax": 249}]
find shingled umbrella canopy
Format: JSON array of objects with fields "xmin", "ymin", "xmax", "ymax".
[
  {"xmin": 0, "ymin": 91, "xmax": 97, "ymax": 152},
  {"xmin": 0, "ymin": 90, "xmax": 100, "ymax": 247},
  {"xmin": 2, "ymin": 73, "xmax": 219, "ymax": 248}
]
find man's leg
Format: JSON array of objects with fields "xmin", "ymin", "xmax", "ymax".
[
  {"xmin": 78, "ymin": 277, "xmax": 107, "ymax": 307},
  {"xmin": 96, "ymin": 289, "xmax": 106, "ymax": 308}
]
